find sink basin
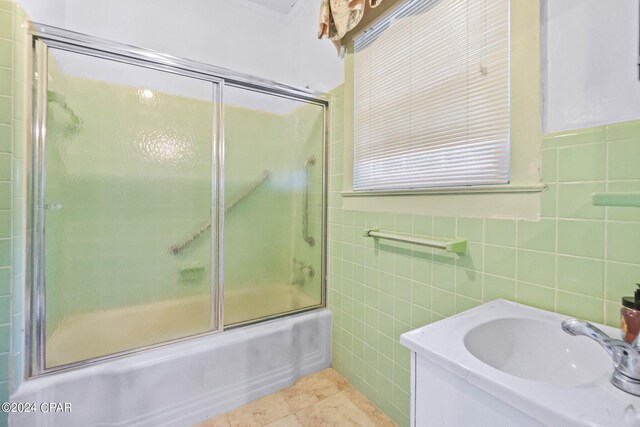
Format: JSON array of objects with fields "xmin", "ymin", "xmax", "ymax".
[
  {"xmin": 400, "ymin": 299, "xmax": 640, "ymax": 426},
  {"xmin": 463, "ymin": 317, "xmax": 612, "ymax": 386}
]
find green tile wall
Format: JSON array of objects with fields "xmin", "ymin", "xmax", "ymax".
[
  {"xmin": 0, "ymin": 1, "xmax": 13, "ymax": 425},
  {"xmin": 327, "ymin": 86, "xmax": 640, "ymax": 426},
  {"xmin": 10, "ymin": 4, "xmax": 26, "ymax": 402}
]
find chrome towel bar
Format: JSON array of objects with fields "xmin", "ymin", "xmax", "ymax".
[{"xmin": 364, "ymin": 228, "xmax": 467, "ymax": 255}]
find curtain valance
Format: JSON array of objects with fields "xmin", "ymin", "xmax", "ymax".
[{"xmin": 318, "ymin": 0, "xmax": 384, "ymax": 53}]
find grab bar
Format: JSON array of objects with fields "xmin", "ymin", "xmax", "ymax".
[
  {"xmin": 225, "ymin": 170, "xmax": 270, "ymax": 215},
  {"xmin": 170, "ymin": 170, "xmax": 270, "ymax": 255},
  {"xmin": 364, "ymin": 228, "xmax": 467, "ymax": 255},
  {"xmin": 302, "ymin": 155, "xmax": 316, "ymax": 247}
]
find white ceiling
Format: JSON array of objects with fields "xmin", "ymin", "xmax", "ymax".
[{"xmin": 245, "ymin": 0, "xmax": 300, "ymax": 15}]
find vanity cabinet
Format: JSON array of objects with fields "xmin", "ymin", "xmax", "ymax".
[{"xmin": 408, "ymin": 352, "xmax": 542, "ymax": 426}]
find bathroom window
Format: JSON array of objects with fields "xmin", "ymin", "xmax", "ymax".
[{"xmin": 352, "ymin": 0, "xmax": 510, "ymax": 191}]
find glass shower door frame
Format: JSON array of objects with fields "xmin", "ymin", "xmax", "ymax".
[
  {"xmin": 25, "ymin": 22, "xmax": 329, "ymax": 378},
  {"xmin": 26, "ymin": 26, "xmax": 226, "ymax": 377}
]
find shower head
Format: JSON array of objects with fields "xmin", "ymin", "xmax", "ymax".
[
  {"xmin": 305, "ymin": 155, "xmax": 316, "ymax": 167},
  {"xmin": 47, "ymin": 90, "xmax": 83, "ymax": 137}
]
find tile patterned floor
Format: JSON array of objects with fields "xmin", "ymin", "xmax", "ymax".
[{"xmin": 194, "ymin": 368, "xmax": 397, "ymax": 427}]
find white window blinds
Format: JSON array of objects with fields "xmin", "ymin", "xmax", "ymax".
[{"xmin": 353, "ymin": 0, "xmax": 510, "ymax": 191}]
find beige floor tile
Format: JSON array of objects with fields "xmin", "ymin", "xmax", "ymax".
[
  {"xmin": 196, "ymin": 369, "xmax": 397, "ymax": 427},
  {"xmin": 320, "ymin": 368, "xmax": 351, "ymax": 391},
  {"xmin": 193, "ymin": 414, "xmax": 231, "ymax": 427},
  {"xmin": 282, "ymin": 371, "xmax": 341, "ymax": 412},
  {"xmin": 264, "ymin": 414, "xmax": 303, "ymax": 427},
  {"xmin": 343, "ymin": 387, "xmax": 397, "ymax": 427},
  {"xmin": 295, "ymin": 392, "xmax": 376, "ymax": 427},
  {"xmin": 227, "ymin": 392, "xmax": 292, "ymax": 427}
]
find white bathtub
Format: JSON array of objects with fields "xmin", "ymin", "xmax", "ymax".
[
  {"xmin": 11, "ymin": 308, "xmax": 331, "ymax": 426},
  {"xmin": 46, "ymin": 285, "xmax": 320, "ymax": 367}
]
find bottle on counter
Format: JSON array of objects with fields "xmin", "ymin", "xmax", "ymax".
[{"xmin": 621, "ymin": 284, "xmax": 640, "ymax": 344}]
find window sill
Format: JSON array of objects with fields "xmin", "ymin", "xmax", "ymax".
[{"xmin": 341, "ymin": 183, "xmax": 547, "ymax": 197}]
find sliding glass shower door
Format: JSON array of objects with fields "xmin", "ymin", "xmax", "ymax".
[
  {"xmin": 223, "ymin": 86, "xmax": 325, "ymax": 326},
  {"xmin": 29, "ymin": 25, "xmax": 327, "ymax": 375},
  {"xmin": 35, "ymin": 45, "xmax": 222, "ymax": 369}
]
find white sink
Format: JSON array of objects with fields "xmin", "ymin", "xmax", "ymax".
[
  {"xmin": 464, "ymin": 317, "xmax": 612, "ymax": 386},
  {"xmin": 401, "ymin": 300, "xmax": 640, "ymax": 427}
]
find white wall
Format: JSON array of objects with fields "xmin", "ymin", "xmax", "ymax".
[
  {"xmin": 18, "ymin": 0, "xmax": 66, "ymax": 25},
  {"xmin": 544, "ymin": 0, "xmax": 640, "ymax": 132},
  {"xmin": 18, "ymin": 0, "xmax": 343, "ymax": 93},
  {"xmin": 21, "ymin": 0, "xmax": 640, "ymax": 132}
]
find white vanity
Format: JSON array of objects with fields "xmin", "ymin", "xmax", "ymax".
[{"xmin": 400, "ymin": 299, "xmax": 640, "ymax": 426}]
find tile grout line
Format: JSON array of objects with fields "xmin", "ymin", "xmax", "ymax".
[{"xmin": 5, "ymin": 1, "xmax": 12, "ymax": 401}]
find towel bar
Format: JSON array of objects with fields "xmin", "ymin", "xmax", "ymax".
[{"xmin": 363, "ymin": 228, "xmax": 467, "ymax": 255}]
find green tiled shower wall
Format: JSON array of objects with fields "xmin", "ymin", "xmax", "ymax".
[
  {"xmin": 0, "ymin": 1, "xmax": 23, "ymax": 426},
  {"xmin": 0, "ymin": 6, "xmax": 11, "ymax": 423},
  {"xmin": 327, "ymin": 86, "xmax": 640, "ymax": 426}
]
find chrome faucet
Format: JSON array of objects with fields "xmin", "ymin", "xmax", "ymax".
[{"xmin": 562, "ymin": 318, "xmax": 640, "ymax": 396}]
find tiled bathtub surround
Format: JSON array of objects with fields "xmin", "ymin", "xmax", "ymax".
[
  {"xmin": 0, "ymin": 1, "xmax": 28, "ymax": 426},
  {"xmin": 0, "ymin": 3, "xmax": 10, "ymax": 411},
  {"xmin": 328, "ymin": 86, "xmax": 640, "ymax": 425}
]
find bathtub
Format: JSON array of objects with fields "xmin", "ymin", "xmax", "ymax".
[
  {"xmin": 11, "ymin": 305, "xmax": 331, "ymax": 426},
  {"xmin": 45, "ymin": 284, "xmax": 320, "ymax": 367}
]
